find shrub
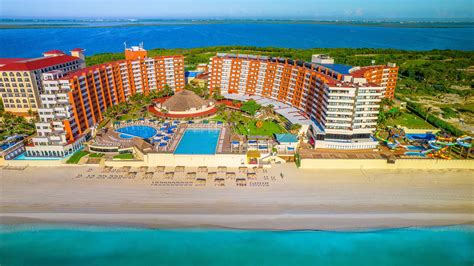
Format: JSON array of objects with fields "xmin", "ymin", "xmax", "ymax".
[
  {"xmin": 406, "ymin": 101, "xmax": 466, "ymax": 136},
  {"xmin": 240, "ymin": 100, "xmax": 262, "ymax": 115}
]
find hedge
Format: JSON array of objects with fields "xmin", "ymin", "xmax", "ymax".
[{"xmin": 406, "ymin": 101, "xmax": 466, "ymax": 137}]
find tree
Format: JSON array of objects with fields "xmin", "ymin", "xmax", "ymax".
[
  {"xmin": 162, "ymin": 85, "xmax": 174, "ymax": 97},
  {"xmin": 425, "ymin": 106, "xmax": 432, "ymax": 122},
  {"xmin": 240, "ymin": 100, "xmax": 262, "ymax": 115}
]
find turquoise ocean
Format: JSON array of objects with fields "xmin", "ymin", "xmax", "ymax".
[{"xmin": 0, "ymin": 224, "xmax": 473, "ymax": 265}]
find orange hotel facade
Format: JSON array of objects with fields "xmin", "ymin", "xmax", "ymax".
[
  {"xmin": 209, "ymin": 53, "xmax": 398, "ymax": 149},
  {"xmin": 26, "ymin": 49, "xmax": 184, "ymax": 157}
]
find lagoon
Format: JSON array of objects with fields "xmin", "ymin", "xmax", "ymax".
[{"xmin": 1, "ymin": 23, "xmax": 473, "ymax": 57}]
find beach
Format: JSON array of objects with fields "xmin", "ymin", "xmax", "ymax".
[{"xmin": 0, "ymin": 165, "xmax": 473, "ymax": 230}]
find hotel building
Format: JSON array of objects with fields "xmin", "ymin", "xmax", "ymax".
[
  {"xmin": 0, "ymin": 50, "xmax": 85, "ymax": 115},
  {"xmin": 209, "ymin": 53, "xmax": 398, "ymax": 150},
  {"xmin": 25, "ymin": 48, "xmax": 185, "ymax": 157},
  {"xmin": 349, "ymin": 64, "xmax": 399, "ymax": 99}
]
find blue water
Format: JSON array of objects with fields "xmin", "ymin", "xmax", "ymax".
[
  {"xmin": 1, "ymin": 23, "xmax": 473, "ymax": 57},
  {"xmin": 406, "ymin": 133, "xmax": 437, "ymax": 141},
  {"xmin": 0, "ymin": 224, "xmax": 472, "ymax": 266},
  {"xmin": 406, "ymin": 145, "xmax": 422, "ymax": 150},
  {"xmin": 175, "ymin": 128, "xmax": 220, "ymax": 154},
  {"xmin": 13, "ymin": 153, "xmax": 63, "ymax": 160},
  {"xmin": 405, "ymin": 151, "xmax": 426, "ymax": 157},
  {"xmin": 115, "ymin": 125, "xmax": 157, "ymax": 139}
]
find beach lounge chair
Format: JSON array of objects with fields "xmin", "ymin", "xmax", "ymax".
[{"xmin": 155, "ymin": 166, "xmax": 165, "ymax": 172}]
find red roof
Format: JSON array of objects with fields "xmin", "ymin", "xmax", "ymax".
[
  {"xmin": 0, "ymin": 55, "xmax": 81, "ymax": 71},
  {"xmin": 0, "ymin": 58, "xmax": 26, "ymax": 66},
  {"xmin": 70, "ymin": 48, "xmax": 84, "ymax": 52},
  {"xmin": 43, "ymin": 50, "xmax": 65, "ymax": 55}
]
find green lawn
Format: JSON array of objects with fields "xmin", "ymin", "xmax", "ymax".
[
  {"xmin": 387, "ymin": 112, "xmax": 435, "ymax": 129},
  {"xmin": 236, "ymin": 120, "xmax": 286, "ymax": 136},
  {"xmin": 89, "ymin": 153, "xmax": 104, "ymax": 158},
  {"xmin": 66, "ymin": 151, "xmax": 89, "ymax": 164},
  {"xmin": 113, "ymin": 153, "xmax": 134, "ymax": 160}
]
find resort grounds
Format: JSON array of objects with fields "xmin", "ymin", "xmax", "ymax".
[{"xmin": 1, "ymin": 165, "xmax": 472, "ymax": 230}]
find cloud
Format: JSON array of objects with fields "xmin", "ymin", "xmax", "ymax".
[{"xmin": 343, "ymin": 7, "xmax": 364, "ymax": 17}]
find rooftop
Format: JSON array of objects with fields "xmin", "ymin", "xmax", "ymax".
[
  {"xmin": 320, "ymin": 63, "xmax": 353, "ymax": 75},
  {"xmin": 161, "ymin": 90, "xmax": 213, "ymax": 112},
  {"xmin": 0, "ymin": 58, "xmax": 27, "ymax": 66},
  {"xmin": 185, "ymin": 71, "xmax": 203, "ymax": 78},
  {"xmin": 0, "ymin": 55, "xmax": 81, "ymax": 71},
  {"xmin": 43, "ymin": 50, "xmax": 66, "ymax": 55}
]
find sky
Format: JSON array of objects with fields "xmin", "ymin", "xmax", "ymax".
[{"xmin": 1, "ymin": 0, "xmax": 473, "ymax": 20}]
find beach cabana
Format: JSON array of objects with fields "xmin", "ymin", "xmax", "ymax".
[
  {"xmin": 195, "ymin": 178, "xmax": 206, "ymax": 186},
  {"xmin": 144, "ymin": 172, "xmax": 154, "ymax": 179},
  {"xmin": 226, "ymin": 172, "xmax": 236, "ymax": 179},
  {"xmin": 127, "ymin": 171, "xmax": 137, "ymax": 179},
  {"xmin": 217, "ymin": 166, "xmax": 227, "ymax": 173},
  {"xmin": 247, "ymin": 172, "xmax": 257, "ymax": 180},
  {"xmin": 198, "ymin": 166, "xmax": 208, "ymax": 173},
  {"xmin": 186, "ymin": 172, "xmax": 196, "ymax": 179},
  {"xmin": 238, "ymin": 166, "xmax": 248, "ymax": 173},
  {"xmin": 208, "ymin": 172, "xmax": 217, "ymax": 178},
  {"xmin": 175, "ymin": 166, "xmax": 185, "ymax": 172}
]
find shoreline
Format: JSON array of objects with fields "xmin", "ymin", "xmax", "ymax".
[{"xmin": 1, "ymin": 212, "xmax": 473, "ymax": 231}]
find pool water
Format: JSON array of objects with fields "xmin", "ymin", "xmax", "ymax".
[
  {"xmin": 406, "ymin": 133, "xmax": 436, "ymax": 141},
  {"xmin": 116, "ymin": 125, "xmax": 157, "ymax": 139},
  {"xmin": 406, "ymin": 145, "xmax": 422, "ymax": 150},
  {"xmin": 174, "ymin": 129, "xmax": 220, "ymax": 155},
  {"xmin": 14, "ymin": 153, "xmax": 63, "ymax": 160},
  {"xmin": 13, "ymin": 147, "xmax": 83, "ymax": 160},
  {"xmin": 405, "ymin": 151, "xmax": 426, "ymax": 157}
]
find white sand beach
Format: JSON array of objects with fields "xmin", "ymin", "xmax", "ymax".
[{"xmin": 0, "ymin": 165, "xmax": 473, "ymax": 230}]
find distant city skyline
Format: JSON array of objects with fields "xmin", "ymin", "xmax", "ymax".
[{"xmin": 1, "ymin": 0, "xmax": 473, "ymax": 20}]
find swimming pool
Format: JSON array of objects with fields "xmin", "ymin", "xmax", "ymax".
[
  {"xmin": 405, "ymin": 151, "xmax": 426, "ymax": 157},
  {"xmin": 406, "ymin": 133, "xmax": 436, "ymax": 141},
  {"xmin": 405, "ymin": 145, "xmax": 422, "ymax": 150},
  {"xmin": 13, "ymin": 147, "xmax": 82, "ymax": 160},
  {"xmin": 116, "ymin": 125, "xmax": 157, "ymax": 139},
  {"xmin": 14, "ymin": 153, "xmax": 63, "ymax": 160},
  {"xmin": 174, "ymin": 129, "xmax": 220, "ymax": 155}
]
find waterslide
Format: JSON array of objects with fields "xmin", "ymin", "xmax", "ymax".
[
  {"xmin": 374, "ymin": 130, "xmax": 400, "ymax": 150},
  {"xmin": 456, "ymin": 135, "xmax": 472, "ymax": 148}
]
